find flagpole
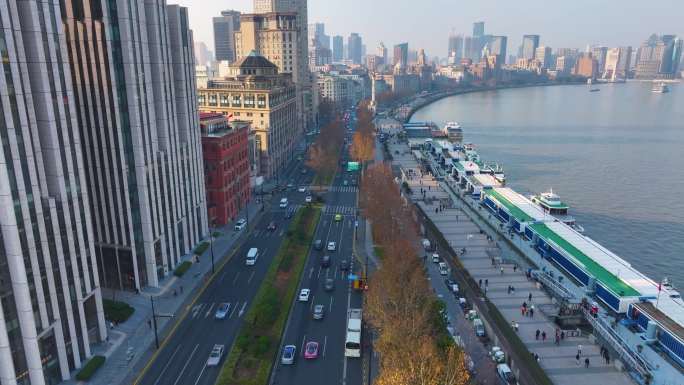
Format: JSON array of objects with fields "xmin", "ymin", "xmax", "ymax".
[{"xmin": 656, "ymin": 279, "xmax": 662, "ymax": 309}]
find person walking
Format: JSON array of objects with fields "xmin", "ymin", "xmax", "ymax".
[
  {"xmin": 530, "ymin": 305, "xmax": 535, "ymax": 318},
  {"xmin": 521, "ymin": 306, "xmax": 526, "ymax": 316},
  {"xmin": 605, "ymin": 352, "xmax": 610, "ymax": 365},
  {"xmin": 485, "ymin": 279, "xmax": 488, "ymax": 287},
  {"xmin": 479, "ymin": 279, "xmax": 483, "ymax": 287},
  {"xmin": 577, "ymin": 344, "xmax": 583, "ymax": 357},
  {"xmin": 555, "ymin": 335, "xmax": 560, "ymax": 346},
  {"xmin": 500, "ymin": 266, "xmax": 504, "ymax": 275},
  {"xmin": 561, "ymin": 331, "xmax": 565, "ymax": 340},
  {"xmin": 541, "ymin": 331, "xmax": 547, "ymax": 341},
  {"xmin": 528, "ymin": 292, "xmax": 533, "ymax": 302},
  {"xmin": 585, "ymin": 357, "xmax": 590, "ymax": 368},
  {"xmin": 535, "ymin": 329, "xmax": 541, "ymax": 340},
  {"xmin": 576, "ymin": 353, "xmax": 581, "ymax": 366}
]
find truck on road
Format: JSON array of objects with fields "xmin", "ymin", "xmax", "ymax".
[{"xmin": 345, "ymin": 309, "xmax": 362, "ymax": 357}]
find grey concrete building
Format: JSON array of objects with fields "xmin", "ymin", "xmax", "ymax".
[
  {"xmin": 0, "ymin": 1, "xmax": 107, "ymax": 384},
  {"xmin": 213, "ymin": 10, "xmax": 241, "ymax": 63},
  {"xmin": 62, "ymin": 0, "xmax": 208, "ymax": 291}
]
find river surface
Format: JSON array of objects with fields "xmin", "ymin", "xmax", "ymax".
[{"xmin": 411, "ymin": 82, "xmax": 684, "ymax": 288}]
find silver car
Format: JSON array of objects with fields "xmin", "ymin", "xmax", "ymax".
[
  {"xmin": 313, "ymin": 304, "xmax": 325, "ymax": 320},
  {"xmin": 206, "ymin": 344, "xmax": 224, "ymax": 367},
  {"xmin": 215, "ymin": 302, "xmax": 231, "ymax": 320},
  {"xmin": 281, "ymin": 345, "xmax": 296, "ymax": 365}
]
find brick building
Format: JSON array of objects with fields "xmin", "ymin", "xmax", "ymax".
[{"xmin": 200, "ymin": 113, "xmax": 251, "ymax": 226}]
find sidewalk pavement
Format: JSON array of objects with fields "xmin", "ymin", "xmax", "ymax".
[{"xmin": 66, "ymin": 199, "xmax": 266, "ymax": 385}]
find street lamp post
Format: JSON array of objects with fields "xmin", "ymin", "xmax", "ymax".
[
  {"xmin": 150, "ymin": 296, "xmax": 159, "ymax": 349},
  {"xmin": 209, "ymin": 220, "xmax": 215, "ymax": 274}
]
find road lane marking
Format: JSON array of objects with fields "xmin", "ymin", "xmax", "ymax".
[
  {"xmin": 334, "ymin": 266, "xmax": 338, "ymax": 279},
  {"xmin": 152, "ymin": 344, "xmax": 182, "ymax": 385},
  {"xmin": 329, "ymin": 296, "xmax": 334, "ymax": 313},
  {"xmin": 300, "ymin": 334, "xmax": 307, "ymax": 357},
  {"xmin": 204, "ymin": 303, "xmax": 215, "ymax": 319},
  {"xmin": 173, "ymin": 344, "xmax": 199, "ymax": 385},
  {"xmin": 193, "ymin": 364, "xmax": 207, "ymax": 385},
  {"xmin": 317, "ymin": 267, "xmax": 321, "ymax": 279},
  {"xmin": 219, "ymin": 271, "xmax": 227, "ymax": 282},
  {"xmin": 232, "ymin": 272, "xmax": 240, "ymax": 286},
  {"xmin": 309, "ymin": 295, "xmax": 315, "ymax": 311},
  {"xmin": 323, "ymin": 335, "xmax": 328, "ymax": 358},
  {"xmin": 309, "ymin": 266, "xmax": 314, "ymax": 279},
  {"xmin": 229, "ymin": 302, "xmax": 237, "ymax": 318},
  {"xmin": 238, "ymin": 302, "xmax": 247, "ymax": 317},
  {"xmin": 247, "ymin": 271, "xmax": 255, "ymax": 284}
]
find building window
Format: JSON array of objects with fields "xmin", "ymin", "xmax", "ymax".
[
  {"xmin": 257, "ymin": 95, "xmax": 266, "ymax": 108},
  {"xmin": 208, "ymin": 94, "xmax": 217, "ymax": 107},
  {"xmin": 198, "ymin": 94, "xmax": 206, "ymax": 105},
  {"xmin": 220, "ymin": 95, "xmax": 229, "ymax": 107},
  {"xmin": 244, "ymin": 95, "xmax": 255, "ymax": 107},
  {"xmin": 232, "ymin": 95, "xmax": 242, "ymax": 107}
]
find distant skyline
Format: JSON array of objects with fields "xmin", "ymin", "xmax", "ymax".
[{"xmin": 176, "ymin": 0, "xmax": 684, "ymax": 59}]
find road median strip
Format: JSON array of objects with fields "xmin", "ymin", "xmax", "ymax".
[{"xmin": 216, "ymin": 205, "xmax": 322, "ymax": 385}]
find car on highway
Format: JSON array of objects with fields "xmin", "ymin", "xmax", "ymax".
[
  {"xmin": 339, "ymin": 259, "xmax": 349, "ymax": 271},
  {"xmin": 298, "ymin": 186, "xmax": 307, "ymax": 193},
  {"xmin": 496, "ymin": 363, "xmax": 516, "ymax": 384},
  {"xmin": 314, "ymin": 239, "xmax": 323, "ymax": 250},
  {"xmin": 267, "ymin": 221, "xmax": 277, "ymax": 231},
  {"xmin": 305, "ymin": 195, "xmax": 312, "ymax": 203},
  {"xmin": 234, "ymin": 219, "xmax": 247, "ymax": 231},
  {"xmin": 324, "ymin": 278, "xmax": 335, "ymax": 291},
  {"xmin": 343, "ymin": 180, "xmax": 348, "ymax": 186},
  {"xmin": 281, "ymin": 345, "xmax": 296, "ymax": 365},
  {"xmin": 298, "ymin": 288, "xmax": 311, "ymax": 302},
  {"xmin": 304, "ymin": 341, "xmax": 319, "ymax": 359},
  {"xmin": 313, "ymin": 304, "xmax": 325, "ymax": 320},
  {"xmin": 321, "ymin": 255, "xmax": 331, "ymax": 267},
  {"xmin": 432, "ymin": 253, "xmax": 441, "ymax": 263},
  {"xmin": 335, "ymin": 214, "xmax": 343, "ymax": 222},
  {"xmin": 327, "ymin": 241, "xmax": 336, "ymax": 251},
  {"xmin": 206, "ymin": 344, "xmax": 224, "ymax": 367},
  {"xmin": 444, "ymin": 279, "xmax": 459, "ymax": 294},
  {"xmin": 214, "ymin": 303, "xmax": 231, "ymax": 320},
  {"xmin": 286, "ymin": 183, "xmax": 294, "ymax": 189}
]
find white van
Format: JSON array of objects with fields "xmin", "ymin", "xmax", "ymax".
[
  {"xmin": 473, "ymin": 318, "xmax": 485, "ymax": 337},
  {"xmin": 496, "ymin": 363, "xmax": 516, "ymax": 384},
  {"xmin": 431, "ymin": 253, "xmax": 440, "ymax": 263},
  {"xmin": 246, "ymin": 248, "xmax": 259, "ymax": 265},
  {"xmin": 279, "ymin": 198, "xmax": 288, "ymax": 208},
  {"xmin": 438, "ymin": 262, "xmax": 449, "ymax": 276}
]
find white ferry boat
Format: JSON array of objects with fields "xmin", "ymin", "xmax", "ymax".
[
  {"xmin": 530, "ymin": 189, "xmax": 585, "ymax": 233},
  {"xmin": 651, "ymin": 82, "xmax": 669, "ymax": 93},
  {"xmin": 443, "ymin": 122, "xmax": 463, "ymax": 140}
]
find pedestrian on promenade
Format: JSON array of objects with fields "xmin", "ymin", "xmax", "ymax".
[
  {"xmin": 535, "ymin": 329, "xmax": 541, "ymax": 340},
  {"xmin": 530, "ymin": 306, "xmax": 535, "ymax": 318},
  {"xmin": 575, "ymin": 354, "xmax": 581, "ymax": 365},
  {"xmin": 521, "ymin": 306, "xmax": 526, "ymax": 316},
  {"xmin": 513, "ymin": 265, "xmax": 517, "ymax": 273},
  {"xmin": 507, "ymin": 286, "xmax": 511, "ymax": 294},
  {"xmin": 180, "ymin": 285, "xmax": 183, "ymax": 294},
  {"xmin": 561, "ymin": 331, "xmax": 565, "ymax": 340},
  {"xmin": 534, "ymin": 353, "xmax": 540, "ymax": 362},
  {"xmin": 485, "ymin": 279, "xmax": 488, "ymax": 287},
  {"xmin": 577, "ymin": 344, "xmax": 583, "ymax": 356},
  {"xmin": 528, "ymin": 292, "xmax": 533, "ymax": 302},
  {"xmin": 585, "ymin": 358, "xmax": 590, "ymax": 368},
  {"xmin": 147, "ymin": 319, "xmax": 152, "ymax": 328},
  {"xmin": 555, "ymin": 335, "xmax": 560, "ymax": 346},
  {"xmin": 511, "ymin": 286, "xmax": 515, "ymax": 294},
  {"xmin": 479, "ymin": 279, "xmax": 482, "ymax": 287},
  {"xmin": 605, "ymin": 352, "xmax": 610, "ymax": 365},
  {"xmin": 500, "ymin": 267, "xmax": 504, "ymax": 275},
  {"xmin": 541, "ymin": 331, "xmax": 547, "ymax": 341}
]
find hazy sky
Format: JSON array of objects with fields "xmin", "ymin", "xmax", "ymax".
[{"xmin": 175, "ymin": 0, "xmax": 684, "ymax": 58}]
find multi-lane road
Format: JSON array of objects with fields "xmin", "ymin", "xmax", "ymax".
[
  {"xmin": 135, "ymin": 156, "xmax": 313, "ymax": 385},
  {"xmin": 269, "ymin": 114, "xmax": 363, "ymax": 385}
]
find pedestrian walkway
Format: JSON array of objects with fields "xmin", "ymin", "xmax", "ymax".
[
  {"xmin": 323, "ymin": 205, "xmax": 356, "ymax": 215},
  {"xmin": 328, "ymin": 186, "xmax": 358, "ymax": 193},
  {"xmin": 64, "ymin": 200, "xmax": 265, "ymax": 385}
]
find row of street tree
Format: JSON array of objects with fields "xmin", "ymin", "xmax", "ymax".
[
  {"xmin": 356, "ymin": 107, "xmax": 469, "ymax": 384},
  {"xmin": 306, "ymin": 117, "xmax": 345, "ymax": 184}
]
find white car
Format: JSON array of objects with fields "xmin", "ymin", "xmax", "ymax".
[
  {"xmin": 327, "ymin": 242, "xmax": 336, "ymax": 251},
  {"xmin": 298, "ymin": 186, "xmax": 307, "ymax": 193},
  {"xmin": 206, "ymin": 344, "xmax": 224, "ymax": 367},
  {"xmin": 305, "ymin": 195, "xmax": 313, "ymax": 203},
  {"xmin": 234, "ymin": 219, "xmax": 247, "ymax": 231},
  {"xmin": 298, "ymin": 288, "xmax": 310, "ymax": 302}
]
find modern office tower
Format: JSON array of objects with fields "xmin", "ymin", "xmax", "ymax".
[
  {"xmin": 591, "ymin": 46, "xmax": 608, "ymax": 74},
  {"xmin": 635, "ymin": 34, "xmax": 682, "ymax": 79},
  {"xmin": 63, "ymin": 2, "xmax": 207, "ymax": 291},
  {"xmin": 347, "ymin": 33, "xmax": 363, "ymax": 64},
  {"xmin": 309, "ymin": 22, "xmax": 330, "ymax": 50},
  {"xmin": 522, "ymin": 35, "xmax": 540, "ymax": 60},
  {"xmin": 448, "ymin": 34, "xmax": 464, "ymax": 61},
  {"xmin": 213, "ymin": 10, "xmax": 241, "ymax": 62},
  {"xmin": 473, "ymin": 21, "xmax": 485, "ymax": 38},
  {"xmin": 535, "ymin": 46, "xmax": 553, "ymax": 69},
  {"xmin": 393, "ymin": 42, "xmax": 409, "ymax": 68},
  {"xmin": 333, "ymin": 35, "xmax": 344, "ymax": 62},
  {"xmin": 573, "ymin": 53, "xmax": 599, "ymax": 78},
  {"xmin": 603, "ymin": 47, "xmax": 632, "ymax": 80},
  {"xmin": 0, "ymin": 2, "xmax": 107, "ymax": 384},
  {"xmin": 194, "ymin": 41, "xmax": 214, "ymax": 66},
  {"xmin": 489, "ymin": 36, "xmax": 508, "ymax": 63},
  {"xmin": 377, "ymin": 42, "xmax": 388, "ymax": 65},
  {"xmin": 464, "ymin": 36, "xmax": 474, "ymax": 61},
  {"xmin": 197, "ymin": 53, "xmax": 298, "ymax": 179},
  {"xmin": 252, "ymin": 0, "xmax": 312, "ymax": 127}
]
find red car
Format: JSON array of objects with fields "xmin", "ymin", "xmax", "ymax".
[{"xmin": 304, "ymin": 341, "xmax": 319, "ymax": 359}]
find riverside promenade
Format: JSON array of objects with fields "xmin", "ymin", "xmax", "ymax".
[{"xmin": 386, "ymin": 137, "xmax": 635, "ymax": 385}]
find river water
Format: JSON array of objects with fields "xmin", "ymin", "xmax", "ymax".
[{"xmin": 411, "ymin": 82, "xmax": 684, "ymax": 287}]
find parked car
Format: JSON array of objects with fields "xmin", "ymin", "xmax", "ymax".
[
  {"xmin": 327, "ymin": 241, "xmax": 336, "ymax": 251},
  {"xmin": 234, "ymin": 219, "xmax": 247, "ymax": 231},
  {"xmin": 432, "ymin": 253, "xmax": 440, "ymax": 263},
  {"xmin": 324, "ymin": 278, "xmax": 335, "ymax": 291},
  {"xmin": 313, "ymin": 304, "xmax": 325, "ymax": 320},
  {"xmin": 214, "ymin": 303, "xmax": 231, "ymax": 320},
  {"xmin": 281, "ymin": 345, "xmax": 296, "ymax": 365},
  {"xmin": 304, "ymin": 341, "xmax": 319, "ymax": 359},
  {"xmin": 444, "ymin": 279, "xmax": 459, "ymax": 294},
  {"xmin": 206, "ymin": 345, "xmax": 224, "ymax": 367},
  {"xmin": 298, "ymin": 288, "xmax": 310, "ymax": 302},
  {"xmin": 335, "ymin": 214, "xmax": 343, "ymax": 222},
  {"xmin": 314, "ymin": 239, "xmax": 323, "ymax": 250},
  {"xmin": 490, "ymin": 346, "xmax": 506, "ymax": 363}
]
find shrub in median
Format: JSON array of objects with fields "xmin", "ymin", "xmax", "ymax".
[
  {"xmin": 103, "ymin": 299, "xmax": 134, "ymax": 323},
  {"xmin": 173, "ymin": 261, "xmax": 192, "ymax": 277},
  {"xmin": 194, "ymin": 242, "xmax": 209, "ymax": 255},
  {"xmin": 75, "ymin": 355, "xmax": 105, "ymax": 381}
]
